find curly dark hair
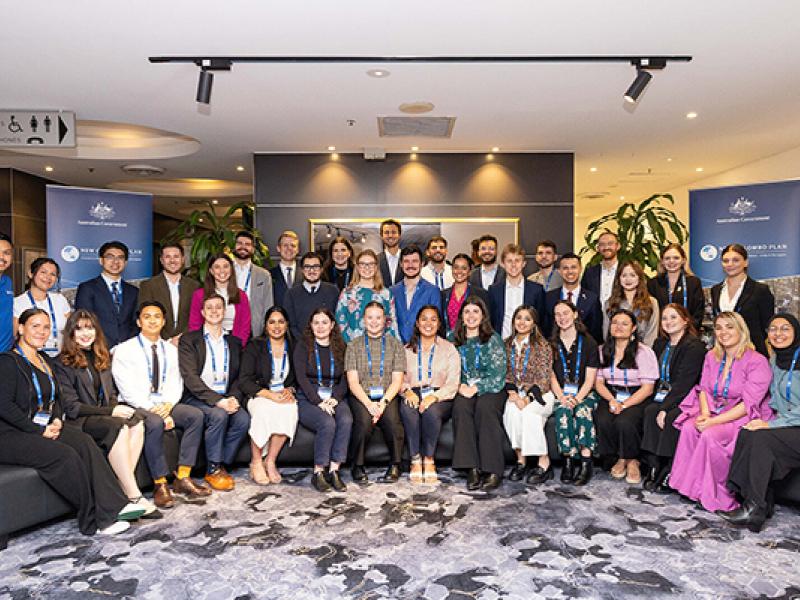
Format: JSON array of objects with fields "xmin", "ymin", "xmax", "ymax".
[
  {"xmin": 303, "ymin": 307, "xmax": 346, "ymax": 364},
  {"xmin": 452, "ymin": 296, "xmax": 495, "ymax": 346}
]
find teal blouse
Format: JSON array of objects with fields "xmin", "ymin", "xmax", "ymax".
[
  {"xmin": 448, "ymin": 332, "xmax": 507, "ymax": 395},
  {"xmin": 768, "ymin": 359, "xmax": 800, "ymax": 428},
  {"xmin": 335, "ymin": 285, "xmax": 399, "ymax": 344}
]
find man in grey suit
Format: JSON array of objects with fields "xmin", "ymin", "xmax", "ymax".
[
  {"xmin": 233, "ymin": 230, "xmax": 274, "ymax": 338},
  {"xmin": 137, "ymin": 243, "xmax": 201, "ymax": 345}
]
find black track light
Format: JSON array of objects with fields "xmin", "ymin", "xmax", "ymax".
[
  {"xmin": 196, "ymin": 69, "xmax": 213, "ymax": 104},
  {"xmin": 624, "ymin": 69, "xmax": 653, "ymax": 104}
]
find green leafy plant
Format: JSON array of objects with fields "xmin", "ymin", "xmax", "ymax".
[
  {"xmin": 161, "ymin": 200, "xmax": 271, "ymax": 281},
  {"xmin": 580, "ymin": 193, "xmax": 688, "ymax": 272}
]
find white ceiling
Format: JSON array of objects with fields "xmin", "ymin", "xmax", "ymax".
[{"xmin": 2, "ymin": 0, "xmax": 800, "ymax": 219}]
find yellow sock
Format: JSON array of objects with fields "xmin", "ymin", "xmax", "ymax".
[
  {"xmin": 154, "ymin": 477, "xmax": 167, "ymax": 485},
  {"xmin": 176, "ymin": 465, "xmax": 192, "ymax": 479}
]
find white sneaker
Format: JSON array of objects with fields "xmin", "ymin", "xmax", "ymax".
[
  {"xmin": 98, "ymin": 520, "xmax": 130, "ymax": 536},
  {"xmin": 136, "ymin": 496, "xmax": 157, "ymax": 515},
  {"xmin": 117, "ymin": 502, "xmax": 146, "ymax": 521}
]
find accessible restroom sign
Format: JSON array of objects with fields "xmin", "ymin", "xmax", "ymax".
[{"xmin": 0, "ymin": 110, "xmax": 76, "ymax": 147}]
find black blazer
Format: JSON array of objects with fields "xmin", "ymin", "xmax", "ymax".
[
  {"xmin": 239, "ymin": 336, "xmax": 297, "ymax": 407},
  {"xmin": 710, "ymin": 277, "xmax": 774, "ymax": 356},
  {"xmin": 178, "ymin": 329, "xmax": 244, "ymax": 405},
  {"xmin": 581, "ymin": 263, "xmax": 603, "ymax": 297},
  {"xmin": 647, "ymin": 272, "xmax": 706, "ymax": 331},
  {"xmin": 440, "ymin": 285, "xmax": 491, "ymax": 332},
  {"xmin": 468, "ymin": 265, "xmax": 506, "ymax": 291},
  {"xmin": 269, "ymin": 262, "xmax": 301, "ymax": 308},
  {"xmin": 54, "ymin": 359, "xmax": 118, "ymax": 422},
  {"xmin": 543, "ymin": 287, "xmax": 604, "ymax": 344},
  {"xmin": 487, "ymin": 279, "xmax": 545, "ymax": 335},
  {"xmin": 378, "ymin": 251, "xmax": 404, "ymax": 287},
  {"xmin": 652, "ymin": 334, "xmax": 707, "ymax": 412},
  {"xmin": 74, "ymin": 276, "xmax": 139, "ymax": 348},
  {"xmin": 0, "ymin": 351, "xmax": 63, "ymax": 434}
]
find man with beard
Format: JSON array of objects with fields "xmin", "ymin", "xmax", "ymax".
[
  {"xmin": 581, "ymin": 230, "xmax": 620, "ymax": 309},
  {"xmin": 269, "ymin": 231, "xmax": 301, "ymax": 308},
  {"xmin": 390, "ymin": 245, "xmax": 441, "ymax": 343},
  {"xmin": 528, "ymin": 240, "xmax": 563, "ymax": 293},
  {"xmin": 542, "ymin": 252, "xmax": 603, "ymax": 343},
  {"xmin": 469, "ymin": 234, "xmax": 506, "ymax": 291},
  {"xmin": 378, "ymin": 219, "xmax": 404, "ymax": 287},
  {"xmin": 421, "ymin": 236, "xmax": 454, "ymax": 291},
  {"xmin": 138, "ymin": 243, "xmax": 200, "ymax": 344},
  {"xmin": 0, "ymin": 233, "xmax": 13, "ymax": 352},
  {"xmin": 284, "ymin": 251, "xmax": 340, "ymax": 340},
  {"xmin": 232, "ymin": 231, "xmax": 274, "ymax": 338}
]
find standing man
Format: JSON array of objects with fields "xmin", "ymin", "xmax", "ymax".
[
  {"xmin": 528, "ymin": 240, "xmax": 563, "ymax": 293},
  {"xmin": 75, "ymin": 241, "xmax": 139, "ymax": 348},
  {"xmin": 233, "ymin": 231, "xmax": 274, "ymax": 337},
  {"xmin": 421, "ymin": 236, "xmax": 454, "ymax": 290},
  {"xmin": 581, "ymin": 231, "xmax": 620, "ymax": 310},
  {"xmin": 0, "ymin": 233, "xmax": 14, "ymax": 352},
  {"xmin": 269, "ymin": 231, "xmax": 301, "ymax": 308},
  {"xmin": 469, "ymin": 234, "xmax": 506, "ymax": 291},
  {"xmin": 378, "ymin": 219, "xmax": 404, "ymax": 287},
  {"xmin": 138, "ymin": 243, "xmax": 200, "ymax": 345},
  {"xmin": 284, "ymin": 251, "xmax": 340, "ymax": 340},
  {"xmin": 542, "ymin": 252, "xmax": 603, "ymax": 343},
  {"xmin": 390, "ymin": 245, "xmax": 441, "ymax": 343},
  {"xmin": 488, "ymin": 244, "xmax": 545, "ymax": 338}
]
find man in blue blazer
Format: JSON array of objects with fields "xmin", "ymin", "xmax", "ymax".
[
  {"xmin": 542, "ymin": 252, "xmax": 604, "ymax": 343},
  {"xmin": 391, "ymin": 245, "xmax": 441, "ymax": 343},
  {"xmin": 269, "ymin": 230, "xmax": 301, "ymax": 307},
  {"xmin": 74, "ymin": 241, "xmax": 139, "ymax": 348},
  {"xmin": 488, "ymin": 244, "xmax": 544, "ymax": 338}
]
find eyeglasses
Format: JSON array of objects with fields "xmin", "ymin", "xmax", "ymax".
[
  {"xmin": 357, "ymin": 261, "xmax": 377, "ymax": 268},
  {"xmin": 303, "ymin": 264, "xmax": 322, "ymax": 271}
]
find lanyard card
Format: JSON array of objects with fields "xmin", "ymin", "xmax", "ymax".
[
  {"xmin": 420, "ymin": 386, "xmax": 436, "ymax": 398},
  {"xmin": 318, "ymin": 386, "xmax": 333, "ymax": 401},
  {"xmin": 466, "ymin": 377, "xmax": 480, "ymax": 386},
  {"xmin": 615, "ymin": 390, "xmax": 632, "ymax": 404},
  {"xmin": 33, "ymin": 411, "xmax": 51, "ymax": 426},
  {"xmin": 368, "ymin": 386, "xmax": 384, "ymax": 401},
  {"xmin": 269, "ymin": 381, "xmax": 285, "ymax": 392},
  {"xmin": 563, "ymin": 382, "xmax": 579, "ymax": 396},
  {"xmin": 212, "ymin": 383, "xmax": 227, "ymax": 394},
  {"xmin": 654, "ymin": 383, "xmax": 671, "ymax": 403}
]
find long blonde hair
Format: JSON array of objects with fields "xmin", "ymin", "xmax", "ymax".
[
  {"xmin": 712, "ymin": 311, "xmax": 754, "ymax": 360},
  {"xmin": 349, "ymin": 249, "xmax": 385, "ymax": 291}
]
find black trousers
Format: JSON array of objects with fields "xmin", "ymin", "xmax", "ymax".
[
  {"xmin": 451, "ymin": 391, "xmax": 507, "ymax": 477},
  {"xmin": 727, "ymin": 426, "xmax": 800, "ymax": 509},
  {"xmin": 0, "ymin": 425, "xmax": 128, "ymax": 534},
  {"xmin": 348, "ymin": 396, "xmax": 404, "ymax": 466},
  {"xmin": 595, "ymin": 398, "xmax": 647, "ymax": 459},
  {"xmin": 640, "ymin": 402, "xmax": 682, "ymax": 461}
]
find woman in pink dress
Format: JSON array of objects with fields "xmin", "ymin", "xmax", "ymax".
[{"xmin": 670, "ymin": 311, "xmax": 772, "ymax": 512}]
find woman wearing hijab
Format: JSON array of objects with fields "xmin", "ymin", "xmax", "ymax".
[{"xmin": 720, "ymin": 313, "xmax": 800, "ymax": 531}]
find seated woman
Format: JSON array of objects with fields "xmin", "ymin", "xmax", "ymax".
[
  {"xmin": 0, "ymin": 308, "xmax": 143, "ymax": 536},
  {"xmin": 502, "ymin": 305, "xmax": 555, "ymax": 485},
  {"xmin": 346, "ymin": 301, "xmax": 406, "ymax": 484},
  {"xmin": 179, "ymin": 293, "xmax": 251, "ymax": 491},
  {"xmin": 550, "ymin": 300, "xmax": 600, "ymax": 486},
  {"xmin": 640, "ymin": 304, "xmax": 706, "ymax": 493},
  {"xmin": 594, "ymin": 308, "xmax": 659, "ymax": 484},
  {"xmin": 721, "ymin": 313, "xmax": 800, "ymax": 531},
  {"xmin": 189, "ymin": 253, "xmax": 252, "ymax": 346},
  {"xmin": 399, "ymin": 305, "xmax": 460, "ymax": 484},
  {"xmin": 55, "ymin": 309, "xmax": 154, "ymax": 515},
  {"xmin": 670, "ymin": 311, "xmax": 772, "ymax": 512},
  {"xmin": 294, "ymin": 307, "xmax": 352, "ymax": 492},
  {"xmin": 450, "ymin": 296, "xmax": 507, "ymax": 491}
]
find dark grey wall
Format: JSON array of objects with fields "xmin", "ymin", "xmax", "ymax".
[{"xmin": 253, "ymin": 152, "xmax": 573, "ymax": 258}]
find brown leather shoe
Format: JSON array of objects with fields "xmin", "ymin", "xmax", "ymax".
[
  {"xmin": 153, "ymin": 482, "xmax": 175, "ymax": 509},
  {"xmin": 205, "ymin": 467, "xmax": 235, "ymax": 491},
  {"xmin": 172, "ymin": 473, "xmax": 212, "ymax": 497}
]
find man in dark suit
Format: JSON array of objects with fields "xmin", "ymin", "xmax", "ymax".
[
  {"xmin": 468, "ymin": 234, "xmax": 506, "ymax": 291},
  {"xmin": 581, "ymin": 230, "xmax": 620, "ymax": 310},
  {"xmin": 137, "ymin": 243, "xmax": 200, "ymax": 345},
  {"xmin": 542, "ymin": 252, "xmax": 604, "ymax": 343},
  {"xmin": 75, "ymin": 241, "xmax": 139, "ymax": 348},
  {"xmin": 284, "ymin": 251, "xmax": 340, "ymax": 340},
  {"xmin": 269, "ymin": 230, "xmax": 301, "ymax": 308},
  {"xmin": 378, "ymin": 219, "xmax": 404, "ymax": 287},
  {"xmin": 488, "ymin": 243, "xmax": 544, "ymax": 337}
]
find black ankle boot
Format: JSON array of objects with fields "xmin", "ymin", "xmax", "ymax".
[
  {"xmin": 574, "ymin": 457, "xmax": 593, "ymax": 486},
  {"xmin": 653, "ymin": 468, "xmax": 672, "ymax": 494},
  {"xmin": 716, "ymin": 500, "xmax": 768, "ymax": 533},
  {"xmin": 642, "ymin": 466, "xmax": 659, "ymax": 491},
  {"xmin": 560, "ymin": 457, "xmax": 576, "ymax": 483},
  {"xmin": 466, "ymin": 468, "xmax": 482, "ymax": 491}
]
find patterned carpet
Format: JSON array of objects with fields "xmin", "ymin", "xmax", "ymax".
[{"xmin": 1, "ymin": 467, "xmax": 799, "ymax": 599}]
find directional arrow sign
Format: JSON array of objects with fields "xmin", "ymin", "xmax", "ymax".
[{"xmin": 0, "ymin": 110, "xmax": 76, "ymax": 147}]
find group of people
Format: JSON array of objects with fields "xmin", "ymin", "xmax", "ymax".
[{"xmin": 0, "ymin": 221, "xmax": 796, "ymax": 538}]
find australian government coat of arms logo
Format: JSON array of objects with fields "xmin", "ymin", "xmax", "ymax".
[
  {"xmin": 728, "ymin": 196, "xmax": 756, "ymax": 216},
  {"xmin": 89, "ymin": 201, "xmax": 115, "ymax": 221}
]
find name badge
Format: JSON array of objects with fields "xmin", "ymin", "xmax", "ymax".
[
  {"xmin": 466, "ymin": 377, "xmax": 480, "ymax": 386},
  {"xmin": 516, "ymin": 387, "xmax": 527, "ymax": 397},
  {"xmin": 212, "ymin": 383, "xmax": 227, "ymax": 394},
  {"xmin": 563, "ymin": 383, "xmax": 579, "ymax": 396},
  {"xmin": 269, "ymin": 382, "xmax": 285, "ymax": 392},
  {"xmin": 368, "ymin": 386, "xmax": 384, "ymax": 401},
  {"xmin": 44, "ymin": 338, "xmax": 59, "ymax": 350},
  {"xmin": 420, "ymin": 386, "xmax": 436, "ymax": 399},
  {"xmin": 33, "ymin": 411, "xmax": 51, "ymax": 426},
  {"xmin": 653, "ymin": 383, "xmax": 671, "ymax": 403},
  {"xmin": 318, "ymin": 386, "xmax": 333, "ymax": 401},
  {"xmin": 615, "ymin": 391, "xmax": 631, "ymax": 404}
]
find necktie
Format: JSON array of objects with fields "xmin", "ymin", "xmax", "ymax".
[
  {"xmin": 285, "ymin": 267, "xmax": 293, "ymax": 285},
  {"xmin": 111, "ymin": 281, "xmax": 121, "ymax": 313},
  {"xmin": 151, "ymin": 344, "xmax": 160, "ymax": 393},
  {"xmin": 311, "ymin": 286, "xmax": 317, "ymax": 294},
  {"xmin": 567, "ymin": 290, "xmax": 573, "ymax": 304}
]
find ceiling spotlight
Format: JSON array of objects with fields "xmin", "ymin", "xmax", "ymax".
[
  {"xmin": 193, "ymin": 59, "xmax": 232, "ymax": 104},
  {"xmin": 367, "ymin": 69, "xmax": 390, "ymax": 78},
  {"xmin": 360, "ymin": 234, "xmax": 367, "ymax": 243},
  {"xmin": 236, "ymin": 165, "xmax": 245, "ymax": 172},
  {"xmin": 325, "ymin": 225, "xmax": 333, "ymax": 238},
  {"xmin": 327, "ymin": 145, "xmax": 336, "ymax": 152},
  {"xmin": 44, "ymin": 165, "xmax": 54, "ymax": 172},
  {"xmin": 491, "ymin": 146, "xmax": 500, "ymax": 153},
  {"xmin": 589, "ymin": 166, "xmax": 598, "ymax": 172},
  {"xmin": 624, "ymin": 69, "xmax": 653, "ymax": 104},
  {"xmin": 695, "ymin": 167, "xmax": 704, "ymax": 172},
  {"xmin": 686, "ymin": 112, "xmax": 698, "ymax": 119},
  {"xmin": 211, "ymin": 199, "xmax": 219, "ymax": 205},
  {"xmin": 666, "ymin": 157, "xmax": 673, "ymax": 162},
  {"xmin": 411, "ymin": 146, "xmax": 419, "ymax": 152}
]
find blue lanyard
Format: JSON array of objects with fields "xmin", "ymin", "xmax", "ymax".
[
  {"xmin": 137, "ymin": 335, "xmax": 167, "ymax": 394},
  {"xmin": 243, "ymin": 268, "xmax": 252, "ymax": 294},
  {"xmin": 314, "ymin": 342, "xmax": 336, "ymax": 387},
  {"xmin": 784, "ymin": 348, "xmax": 800, "ymax": 402},
  {"xmin": 27, "ymin": 291, "xmax": 58, "ymax": 341},
  {"xmin": 267, "ymin": 338, "xmax": 288, "ymax": 382},
  {"xmin": 667, "ymin": 272, "xmax": 688, "ymax": 307},
  {"xmin": 609, "ymin": 359, "xmax": 628, "ymax": 388},
  {"xmin": 459, "ymin": 342, "xmax": 481, "ymax": 378},
  {"xmin": 558, "ymin": 336, "xmax": 583, "ymax": 384},
  {"xmin": 15, "ymin": 345, "xmax": 55, "ymax": 410},
  {"xmin": 365, "ymin": 335, "xmax": 386, "ymax": 379},
  {"xmin": 204, "ymin": 332, "xmax": 229, "ymax": 382},
  {"xmin": 544, "ymin": 269, "xmax": 555, "ymax": 292},
  {"xmin": 417, "ymin": 338, "xmax": 436, "ymax": 385},
  {"xmin": 510, "ymin": 341, "xmax": 531, "ymax": 385},
  {"xmin": 713, "ymin": 355, "xmax": 735, "ymax": 400},
  {"xmin": 660, "ymin": 343, "xmax": 672, "ymax": 384}
]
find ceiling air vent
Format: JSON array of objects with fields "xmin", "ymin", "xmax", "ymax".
[
  {"xmin": 377, "ymin": 116, "xmax": 455, "ymax": 138},
  {"xmin": 121, "ymin": 164, "xmax": 165, "ymax": 177}
]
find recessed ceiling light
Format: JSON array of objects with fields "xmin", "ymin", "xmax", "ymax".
[
  {"xmin": 331, "ymin": 153, "xmax": 339, "ymax": 161},
  {"xmin": 44, "ymin": 166, "xmax": 54, "ymax": 172},
  {"xmin": 589, "ymin": 167, "xmax": 598, "ymax": 172},
  {"xmin": 620, "ymin": 195, "xmax": 625, "ymax": 200},
  {"xmin": 491, "ymin": 147, "xmax": 500, "ymax": 153},
  {"xmin": 411, "ymin": 146, "xmax": 419, "ymax": 152},
  {"xmin": 686, "ymin": 112, "xmax": 698, "ymax": 119},
  {"xmin": 236, "ymin": 165, "xmax": 245, "ymax": 172},
  {"xmin": 695, "ymin": 167, "xmax": 704, "ymax": 172},
  {"xmin": 367, "ymin": 69, "xmax": 390, "ymax": 78},
  {"xmin": 327, "ymin": 146, "xmax": 336, "ymax": 152},
  {"xmin": 666, "ymin": 157, "xmax": 673, "ymax": 162},
  {"xmin": 410, "ymin": 153, "xmax": 417, "ymax": 160}
]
